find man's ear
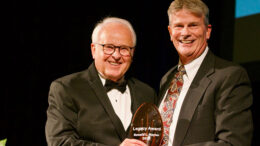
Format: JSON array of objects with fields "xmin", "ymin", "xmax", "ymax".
[
  {"xmin": 130, "ymin": 48, "xmax": 135, "ymax": 57},
  {"xmin": 206, "ymin": 24, "xmax": 212, "ymax": 40},
  {"xmin": 168, "ymin": 26, "xmax": 173, "ymax": 41},
  {"xmin": 90, "ymin": 43, "xmax": 95, "ymax": 59}
]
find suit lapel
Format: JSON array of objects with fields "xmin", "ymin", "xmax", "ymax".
[
  {"xmin": 123, "ymin": 79, "xmax": 142, "ymax": 135},
  {"xmin": 158, "ymin": 66, "xmax": 178, "ymax": 105},
  {"xmin": 87, "ymin": 63, "xmax": 126, "ymax": 141},
  {"xmin": 173, "ymin": 51, "xmax": 215, "ymax": 146},
  {"xmin": 128, "ymin": 80, "xmax": 138, "ymax": 114}
]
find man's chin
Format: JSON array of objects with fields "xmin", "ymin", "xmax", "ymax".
[
  {"xmin": 177, "ymin": 48, "xmax": 194, "ymax": 56},
  {"xmin": 105, "ymin": 74, "xmax": 123, "ymax": 81}
]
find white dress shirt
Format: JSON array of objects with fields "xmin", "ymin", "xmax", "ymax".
[
  {"xmin": 99, "ymin": 75, "xmax": 132, "ymax": 131},
  {"xmin": 159, "ymin": 47, "xmax": 209, "ymax": 146}
]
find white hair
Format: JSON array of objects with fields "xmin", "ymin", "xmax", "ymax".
[{"xmin": 91, "ymin": 17, "xmax": 137, "ymax": 46}]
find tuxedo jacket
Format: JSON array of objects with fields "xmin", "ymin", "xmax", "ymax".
[
  {"xmin": 158, "ymin": 50, "xmax": 253, "ymax": 146},
  {"xmin": 45, "ymin": 63, "xmax": 157, "ymax": 146}
]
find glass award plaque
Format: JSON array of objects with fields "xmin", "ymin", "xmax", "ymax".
[{"xmin": 129, "ymin": 103, "xmax": 163, "ymax": 146}]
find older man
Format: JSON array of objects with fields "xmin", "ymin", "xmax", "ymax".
[
  {"xmin": 158, "ymin": 0, "xmax": 253, "ymax": 146},
  {"xmin": 45, "ymin": 17, "xmax": 156, "ymax": 146}
]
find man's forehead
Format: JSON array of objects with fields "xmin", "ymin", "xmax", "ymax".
[{"xmin": 172, "ymin": 8, "xmax": 204, "ymax": 17}]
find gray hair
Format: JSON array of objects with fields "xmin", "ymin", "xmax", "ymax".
[
  {"xmin": 167, "ymin": 0, "xmax": 209, "ymax": 26},
  {"xmin": 91, "ymin": 17, "xmax": 137, "ymax": 46}
]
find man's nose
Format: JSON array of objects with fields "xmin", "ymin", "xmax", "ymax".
[
  {"xmin": 181, "ymin": 27, "xmax": 191, "ymax": 36},
  {"xmin": 111, "ymin": 48, "xmax": 121, "ymax": 59}
]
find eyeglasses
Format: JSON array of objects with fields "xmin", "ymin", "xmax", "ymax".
[{"xmin": 95, "ymin": 43, "xmax": 134, "ymax": 56}]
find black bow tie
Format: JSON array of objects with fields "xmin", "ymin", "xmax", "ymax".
[{"xmin": 105, "ymin": 79, "xmax": 127, "ymax": 93}]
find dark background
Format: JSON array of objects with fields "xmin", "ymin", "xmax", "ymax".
[{"xmin": 2, "ymin": 0, "xmax": 259, "ymax": 145}]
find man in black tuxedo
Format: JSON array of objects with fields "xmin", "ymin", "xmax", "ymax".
[
  {"xmin": 45, "ymin": 17, "xmax": 156, "ymax": 146},
  {"xmin": 158, "ymin": 0, "xmax": 253, "ymax": 146}
]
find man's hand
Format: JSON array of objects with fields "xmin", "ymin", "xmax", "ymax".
[{"xmin": 120, "ymin": 138, "xmax": 147, "ymax": 146}]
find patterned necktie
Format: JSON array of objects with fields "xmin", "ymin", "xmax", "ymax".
[{"xmin": 161, "ymin": 65, "xmax": 186, "ymax": 146}]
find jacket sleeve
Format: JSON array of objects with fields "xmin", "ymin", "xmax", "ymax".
[
  {"xmin": 214, "ymin": 67, "xmax": 253, "ymax": 146},
  {"xmin": 45, "ymin": 81, "xmax": 110, "ymax": 146},
  {"xmin": 188, "ymin": 67, "xmax": 253, "ymax": 146}
]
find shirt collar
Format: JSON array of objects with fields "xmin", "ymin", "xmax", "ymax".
[
  {"xmin": 99, "ymin": 74, "xmax": 106, "ymax": 86},
  {"xmin": 179, "ymin": 46, "xmax": 209, "ymax": 80},
  {"xmin": 98, "ymin": 72, "xmax": 125, "ymax": 86}
]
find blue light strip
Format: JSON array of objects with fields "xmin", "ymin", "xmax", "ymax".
[{"xmin": 235, "ymin": 0, "xmax": 260, "ymax": 18}]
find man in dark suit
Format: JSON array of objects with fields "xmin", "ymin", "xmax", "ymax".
[
  {"xmin": 45, "ymin": 17, "xmax": 156, "ymax": 146},
  {"xmin": 158, "ymin": 0, "xmax": 253, "ymax": 146}
]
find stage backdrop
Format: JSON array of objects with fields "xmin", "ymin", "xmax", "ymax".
[{"xmin": 2, "ymin": 0, "xmax": 259, "ymax": 145}]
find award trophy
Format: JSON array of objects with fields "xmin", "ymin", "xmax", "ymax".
[{"xmin": 129, "ymin": 103, "xmax": 163, "ymax": 146}]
